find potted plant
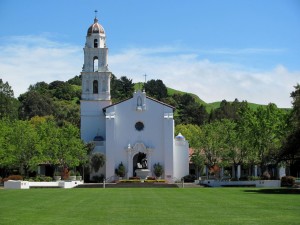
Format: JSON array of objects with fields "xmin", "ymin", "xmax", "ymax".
[
  {"xmin": 115, "ymin": 162, "xmax": 126, "ymax": 179},
  {"xmin": 76, "ymin": 171, "xmax": 82, "ymax": 181},
  {"xmin": 153, "ymin": 163, "xmax": 163, "ymax": 179},
  {"xmin": 53, "ymin": 171, "xmax": 61, "ymax": 181},
  {"xmin": 69, "ymin": 170, "xmax": 76, "ymax": 181}
]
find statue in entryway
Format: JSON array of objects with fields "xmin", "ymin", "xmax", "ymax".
[{"xmin": 136, "ymin": 152, "xmax": 148, "ymax": 169}]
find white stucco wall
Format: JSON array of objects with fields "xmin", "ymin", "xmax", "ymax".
[
  {"xmin": 105, "ymin": 91, "xmax": 175, "ymax": 180},
  {"xmin": 80, "ymin": 100, "xmax": 111, "ymax": 142}
]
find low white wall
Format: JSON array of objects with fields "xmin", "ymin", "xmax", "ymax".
[
  {"xmin": 4, "ymin": 180, "xmax": 29, "ymax": 189},
  {"xmin": 29, "ymin": 182, "xmax": 59, "ymax": 187},
  {"xmin": 59, "ymin": 181, "xmax": 83, "ymax": 188},
  {"xmin": 255, "ymin": 180, "xmax": 280, "ymax": 188},
  {"xmin": 201, "ymin": 179, "xmax": 281, "ymax": 188},
  {"xmin": 4, "ymin": 180, "xmax": 83, "ymax": 189}
]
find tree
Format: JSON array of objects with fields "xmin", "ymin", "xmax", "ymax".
[
  {"xmin": 190, "ymin": 149, "xmax": 205, "ymax": 178},
  {"xmin": 0, "ymin": 79, "xmax": 19, "ymax": 120},
  {"xmin": 90, "ymin": 153, "xmax": 105, "ymax": 173},
  {"xmin": 175, "ymin": 124, "xmax": 201, "ymax": 148},
  {"xmin": 53, "ymin": 100, "xmax": 80, "ymax": 127},
  {"xmin": 30, "ymin": 116, "xmax": 86, "ymax": 170},
  {"xmin": 198, "ymin": 120, "xmax": 228, "ymax": 171},
  {"xmin": 18, "ymin": 91, "xmax": 55, "ymax": 119},
  {"xmin": 239, "ymin": 104, "xmax": 288, "ymax": 174},
  {"xmin": 49, "ymin": 80, "xmax": 75, "ymax": 101},
  {"xmin": 175, "ymin": 94, "xmax": 208, "ymax": 125},
  {"xmin": 3, "ymin": 120, "xmax": 41, "ymax": 176},
  {"xmin": 279, "ymin": 84, "xmax": 300, "ymax": 165},
  {"xmin": 209, "ymin": 99, "xmax": 247, "ymax": 122},
  {"xmin": 67, "ymin": 75, "xmax": 82, "ymax": 86},
  {"xmin": 111, "ymin": 75, "xmax": 135, "ymax": 102},
  {"xmin": 143, "ymin": 79, "xmax": 167, "ymax": 101}
]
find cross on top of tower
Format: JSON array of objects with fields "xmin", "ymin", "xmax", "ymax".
[{"xmin": 94, "ymin": 10, "xmax": 99, "ymax": 23}]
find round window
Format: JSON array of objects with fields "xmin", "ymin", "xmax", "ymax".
[{"xmin": 135, "ymin": 122, "xmax": 144, "ymax": 131}]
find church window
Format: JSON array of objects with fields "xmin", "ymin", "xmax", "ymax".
[
  {"xmin": 94, "ymin": 39, "xmax": 98, "ymax": 48},
  {"xmin": 93, "ymin": 80, "xmax": 98, "ymax": 94},
  {"xmin": 93, "ymin": 56, "xmax": 98, "ymax": 72},
  {"xmin": 135, "ymin": 121, "xmax": 144, "ymax": 131}
]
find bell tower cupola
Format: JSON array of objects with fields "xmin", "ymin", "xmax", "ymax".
[{"xmin": 81, "ymin": 12, "xmax": 111, "ymax": 101}]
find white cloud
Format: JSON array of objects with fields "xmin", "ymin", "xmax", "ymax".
[
  {"xmin": 109, "ymin": 47, "xmax": 299, "ymax": 108},
  {"xmin": 0, "ymin": 35, "xmax": 298, "ymax": 108},
  {"xmin": 0, "ymin": 35, "xmax": 82, "ymax": 97}
]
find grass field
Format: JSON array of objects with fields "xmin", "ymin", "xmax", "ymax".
[{"xmin": 0, "ymin": 188, "xmax": 299, "ymax": 225}]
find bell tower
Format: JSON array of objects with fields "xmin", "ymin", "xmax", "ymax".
[
  {"xmin": 81, "ymin": 14, "xmax": 111, "ymax": 100},
  {"xmin": 80, "ymin": 14, "xmax": 111, "ymax": 142}
]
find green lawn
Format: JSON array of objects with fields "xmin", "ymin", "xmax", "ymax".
[{"xmin": 0, "ymin": 188, "xmax": 299, "ymax": 225}]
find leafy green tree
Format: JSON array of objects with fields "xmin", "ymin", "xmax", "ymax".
[
  {"xmin": 175, "ymin": 124, "xmax": 201, "ymax": 148},
  {"xmin": 111, "ymin": 75, "xmax": 135, "ymax": 102},
  {"xmin": 49, "ymin": 80, "xmax": 75, "ymax": 101},
  {"xmin": 30, "ymin": 116, "xmax": 87, "ymax": 171},
  {"xmin": 190, "ymin": 149, "xmax": 206, "ymax": 178},
  {"xmin": 67, "ymin": 75, "xmax": 82, "ymax": 86},
  {"xmin": 143, "ymin": 79, "xmax": 167, "ymax": 101},
  {"xmin": 209, "ymin": 99, "xmax": 247, "ymax": 122},
  {"xmin": 0, "ymin": 79, "xmax": 19, "ymax": 119},
  {"xmin": 3, "ymin": 120, "xmax": 41, "ymax": 176},
  {"xmin": 28, "ymin": 82, "xmax": 51, "ymax": 96},
  {"xmin": 53, "ymin": 100, "xmax": 80, "ymax": 127},
  {"xmin": 90, "ymin": 153, "xmax": 105, "ymax": 172},
  {"xmin": 198, "ymin": 120, "xmax": 228, "ymax": 170},
  {"xmin": 19, "ymin": 91, "xmax": 55, "ymax": 119},
  {"xmin": 279, "ymin": 84, "xmax": 300, "ymax": 163},
  {"xmin": 175, "ymin": 94, "xmax": 208, "ymax": 125},
  {"xmin": 240, "ymin": 104, "xmax": 288, "ymax": 173},
  {"xmin": 0, "ymin": 118, "xmax": 13, "ymax": 173}
]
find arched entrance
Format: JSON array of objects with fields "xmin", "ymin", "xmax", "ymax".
[
  {"xmin": 133, "ymin": 152, "xmax": 147, "ymax": 176},
  {"xmin": 125, "ymin": 143, "xmax": 153, "ymax": 178}
]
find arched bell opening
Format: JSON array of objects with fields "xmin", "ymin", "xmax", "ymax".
[
  {"xmin": 93, "ymin": 80, "xmax": 98, "ymax": 94},
  {"xmin": 93, "ymin": 56, "xmax": 98, "ymax": 72}
]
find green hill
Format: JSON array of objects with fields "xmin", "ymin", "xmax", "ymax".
[{"xmin": 134, "ymin": 82, "xmax": 290, "ymax": 111}]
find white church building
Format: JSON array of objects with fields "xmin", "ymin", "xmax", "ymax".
[{"xmin": 80, "ymin": 16, "xmax": 189, "ymax": 182}]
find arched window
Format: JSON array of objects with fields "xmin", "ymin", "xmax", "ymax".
[
  {"xmin": 93, "ymin": 80, "xmax": 98, "ymax": 94},
  {"xmin": 94, "ymin": 39, "xmax": 98, "ymax": 48},
  {"xmin": 93, "ymin": 56, "xmax": 98, "ymax": 72}
]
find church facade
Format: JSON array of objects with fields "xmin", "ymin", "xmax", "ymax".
[{"xmin": 80, "ymin": 16, "xmax": 189, "ymax": 182}]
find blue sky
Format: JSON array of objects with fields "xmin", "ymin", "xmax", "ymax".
[{"xmin": 0, "ymin": 0, "xmax": 299, "ymax": 108}]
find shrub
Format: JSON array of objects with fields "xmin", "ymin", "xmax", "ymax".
[
  {"xmin": 92, "ymin": 174, "xmax": 104, "ymax": 183},
  {"xmin": 3, "ymin": 175, "xmax": 23, "ymax": 182},
  {"xmin": 146, "ymin": 176, "xmax": 156, "ymax": 180},
  {"xmin": 281, "ymin": 176, "xmax": 295, "ymax": 187},
  {"xmin": 153, "ymin": 163, "xmax": 163, "ymax": 177},
  {"xmin": 248, "ymin": 176, "xmax": 260, "ymax": 181},
  {"xmin": 129, "ymin": 177, "xmax": 140, "ymax": 180},
  {"xmin": 115, "ymin": 162, "xmax": 126, "ymax": 177},
  {"xmin": 183, "ymin": 174, "xmax": 196, "ymax": 183},
  {"xmin": 239, "ymin": 176, "xmax": 249, "ymax": 181},
  {"xmin": 69, "ymin": 170, "xmax": 76, "ymax": 176},
  {"xmin": 34, "ymin": 176, "xmax": 53, "ymax": 182}
]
